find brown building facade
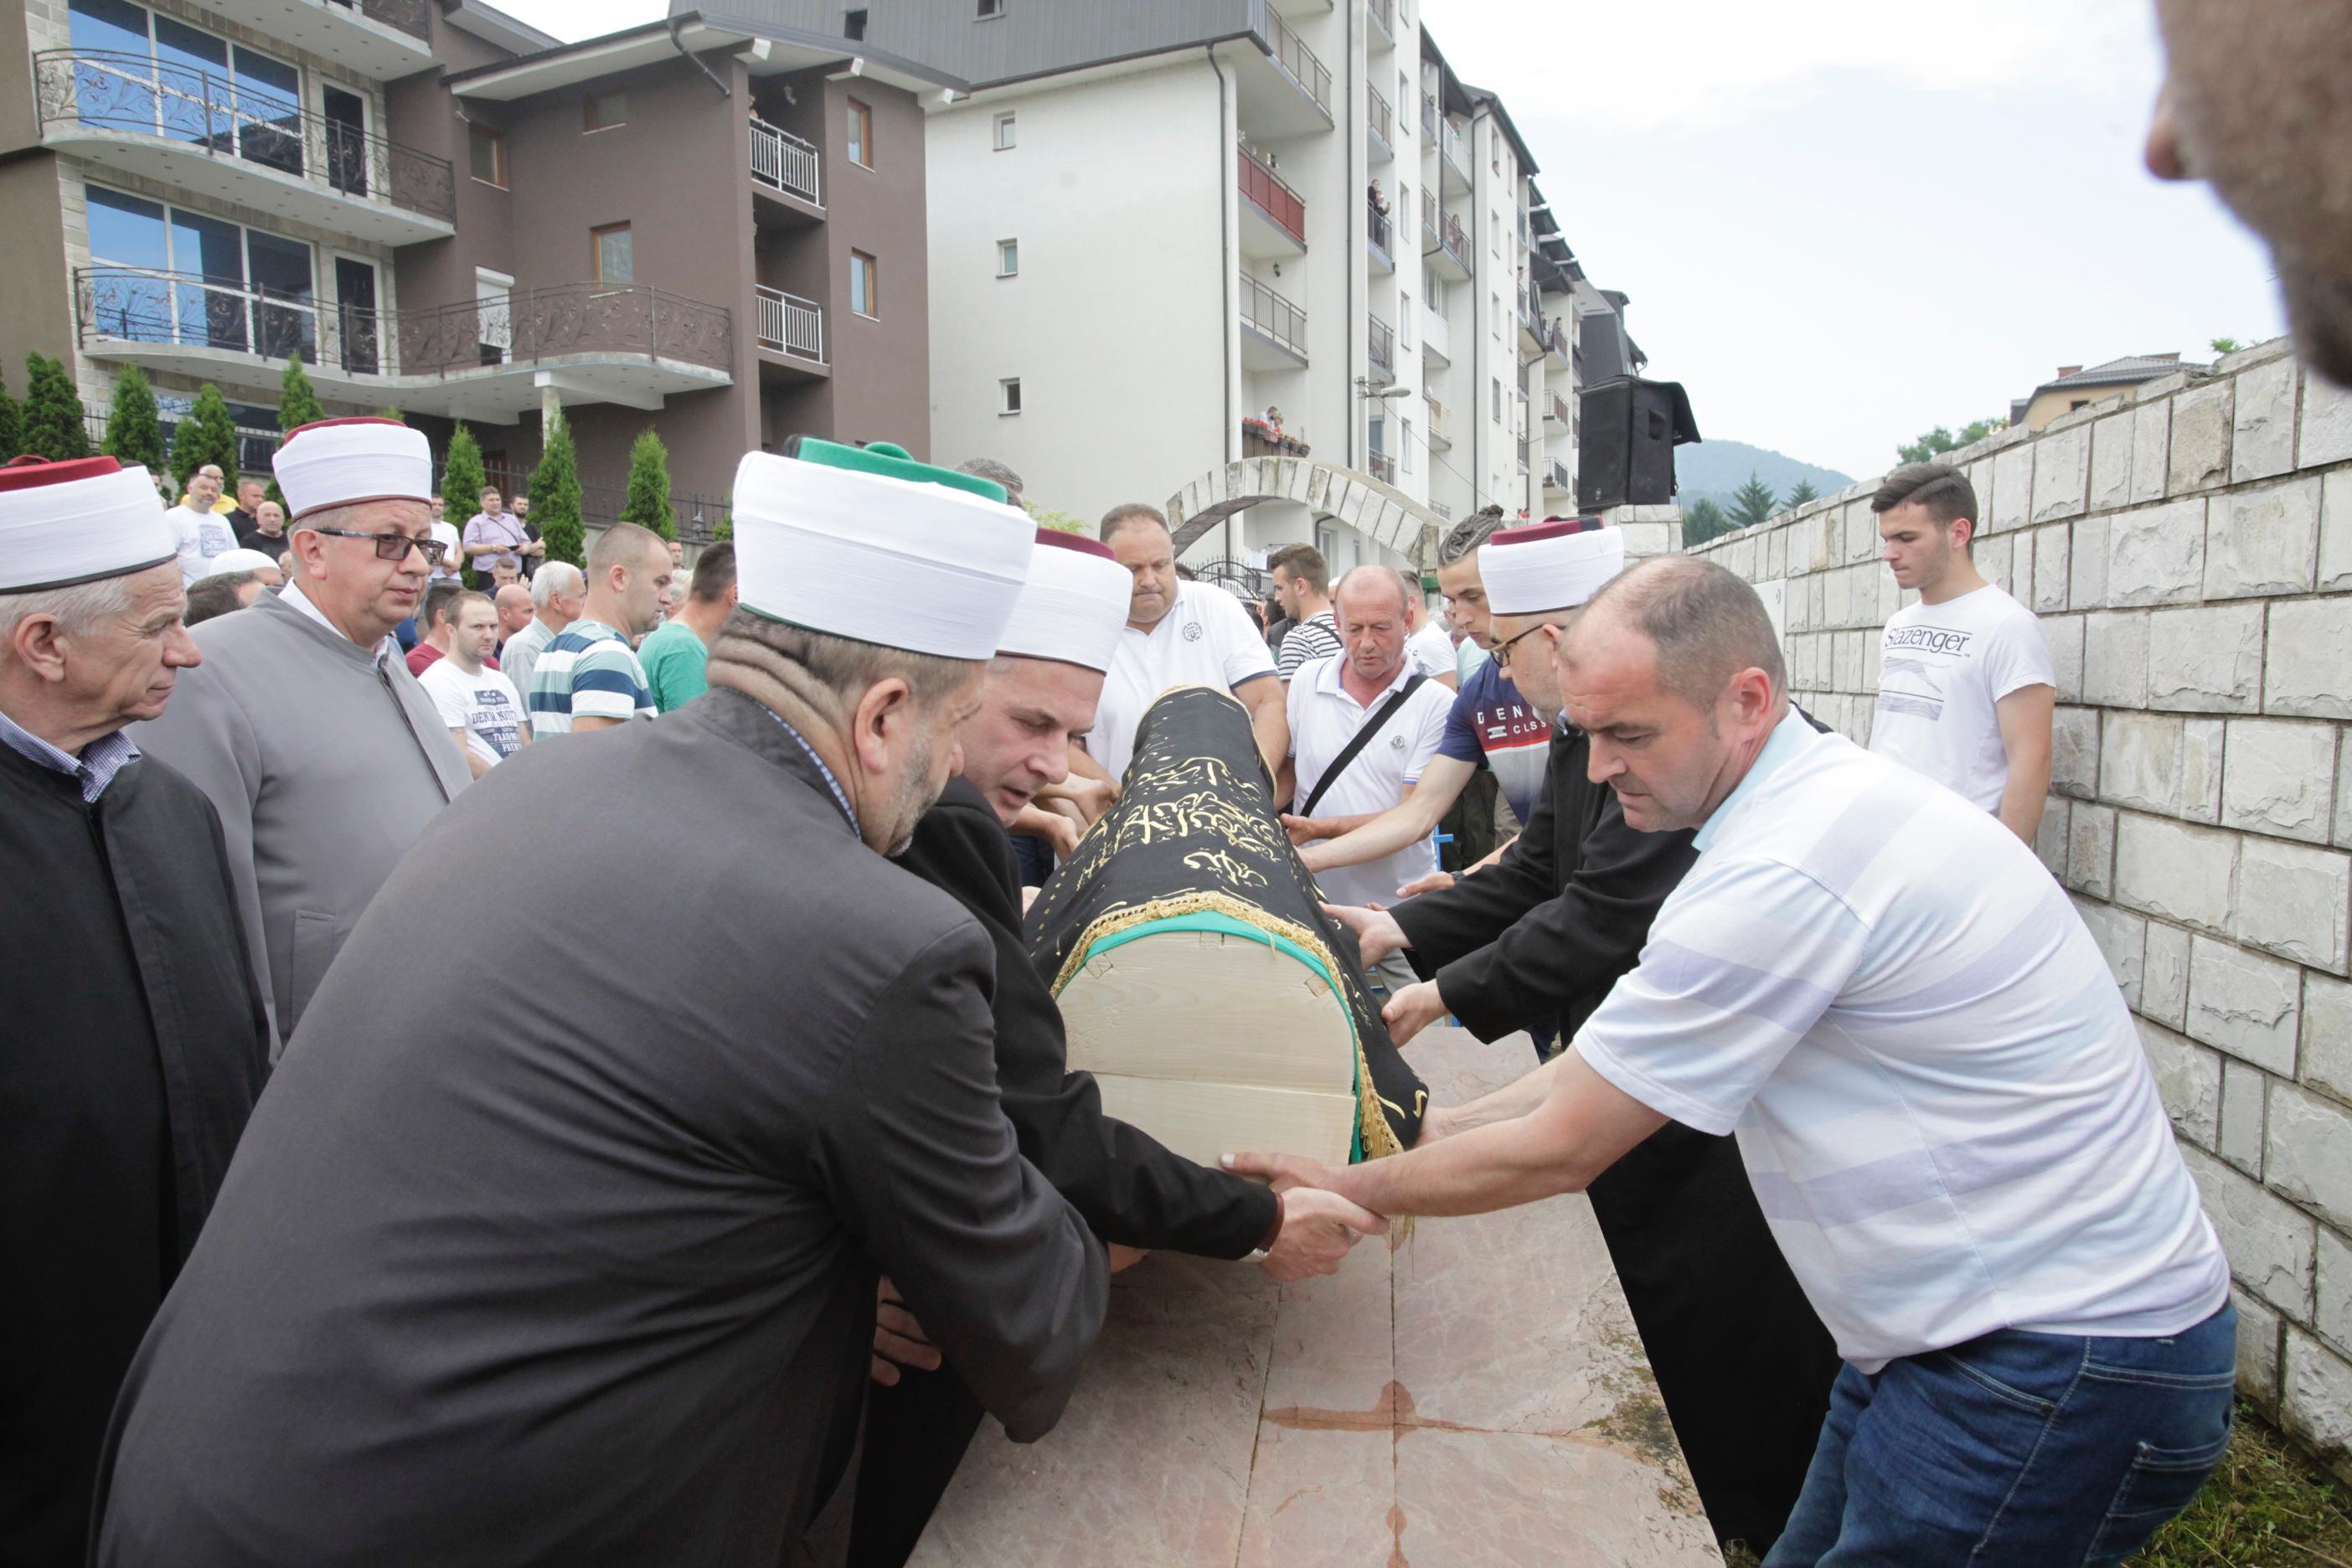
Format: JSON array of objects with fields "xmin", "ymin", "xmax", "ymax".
[{"xmin": 0, "ymin": 0, "xmax": 952, "ymax": 530}]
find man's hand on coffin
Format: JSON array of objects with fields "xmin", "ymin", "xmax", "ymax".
[
  {"xmin": 1040, "ymin": 773, "xmax": 1117, "ymax": 824},
  {"xmin": 1279, "ymin": 812, "xmax": 1333, "ymax": 845},
  {"xmin": 1394, "ymin": 869, "xmax": 1454, "ymax": 898},
  {"xmin": 1014, "ymin": 802, "xmax": 1082, "ymax": 859},
  {"xmin": 1320, "ymin": 902, "xmax": 1408, "ymax": 965},
  {"xmin": 1107, "ymin": 1244, "xmax": 1149, "ymax": 1272},
  {"xmin": 870, "ymin": 1277, "xmax": 943, "ymax": 1387},
  {"xmin": 1259, "ymin": 1187, "xmax": 1392, "ymax": 1283},
  {"xmin": 1382, "ymin": 979, "xmax": 1449, "ymax": 1050},
  {"xmin": 1021, "ymin": 885, "xmax": 1042, "ymax": 916}
]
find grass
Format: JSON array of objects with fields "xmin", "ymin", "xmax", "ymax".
[{"xmin": 2130, "ymin": 1405, "xmax": 2352, "ymax": 1568}]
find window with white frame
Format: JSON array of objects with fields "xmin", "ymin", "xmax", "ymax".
[
  {"xmin": 993, "ymin": 111, "xmax": 1016, "ymax": 150},
  {"xmin": 999, "ymin": 376, "xmax": 1022, "ymax": 415},
  {"xmin": 1401, "ymin": 418, "xmax": 1414, "ymax": 473},
  {"xmin": 997, "ymin": 238, "xmax": 1018, "ymax": 276},
  {"xmin": 1397, "ymin": 289, "xmax": 1412, "ymax": 347}
]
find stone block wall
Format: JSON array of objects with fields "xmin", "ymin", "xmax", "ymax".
[{"xmin": 1683, "ymin": 337, "xmax": 2352, "ymax": 1475}]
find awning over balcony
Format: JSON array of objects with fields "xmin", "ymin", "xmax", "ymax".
[
  {"xmin": 189, "ymin": 0, "xmax": 432, "ymax": 81},
  {"xmin": 76, "ymin": 271, "xmax": 732, "ymax": 423}
]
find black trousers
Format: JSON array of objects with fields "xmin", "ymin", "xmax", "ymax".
[
  {"xmin": 1586, "ymin": 1121, "xmax": 1842, "ymax": 1554},
  {"xmin": 844, "ymin": 1359, "xmax": 988, "ymax": 1568}
]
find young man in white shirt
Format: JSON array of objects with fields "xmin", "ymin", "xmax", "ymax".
[
  {"xmin": 1866, "ymin": 462, "xmax": 2055, "ymax": 843},
  {"xmin": 1076, "ymin": 504, "xmax": 1284, "ymax": 786},
  {"xmin": 418, "ymin": 591, "xmax": 529, "ymax": 777},
  {"xmin": 1268, "ymin": 543, "xmax": 1341, "ymax": 682},
  {"xmin": 1283, "ymin": 567, "xmax": 1453, "ymax": 994},
  {"xmin": 1234, "ymin": 557, "xmax": 2232, "ymax": 1568},
  {"xmin": 1396, "ymin": 568, "xmax": 1461, "ymax": 690}
]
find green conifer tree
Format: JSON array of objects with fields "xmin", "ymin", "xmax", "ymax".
[
  {"xmin": 265, "ymin": 352, "xmax": 329, "ymax": 507},
  {"xmin": 1728, "ymin": 472, "xmax": 1780, "ymax": 529},
  {"xmin": 619, "ymin": 427, "xmax": 675, "ymax": 539},
  {"xmin": 0, "ymin": 364, "xmax": 21, "ymax": 460},
  {"xmin": 440, "ymin": 421, "xmax": 487, "ymax": 524},
  {"xmin": 376, "ymin": 406, "xmax": 407, "ymax": 423},
  {"xmin": 530, "ymin": 409, "xmax": 585, "ymax": 568},
  {"xmin": 21, "ymin": 351, "xmax": 92, "ymax": 460},
  {"xmin": 100, "ymin": 363, "xmax": 166, "ymax": 472},
  {"xmin": 168, "ymin": 383, "xmax": 240, "ymax": 493}
]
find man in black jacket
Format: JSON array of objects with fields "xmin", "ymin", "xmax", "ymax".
[
  {"xmin": 1324, "ymin": 520, "xmax": 1839, "ymax": 1557},
  {"xmin": 0, "ymin": 453, "xmax": 270, "ymax": 1568},
  {"xmin": 851, "ymin": 529, "xmax": 1387, "ymax": 1568}
]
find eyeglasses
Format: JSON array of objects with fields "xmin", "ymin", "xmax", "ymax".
[
  {"xmin": 308, "ymin": 526, "xmax": 445, "ymax": 565},
  {"xmin": 1492, "ymin": 622, "xmax": 1546, "ymax": 671}
]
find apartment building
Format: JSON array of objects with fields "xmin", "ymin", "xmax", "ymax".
[
  {"xmin": 705, "ymin": 0, "xmax": 1638, "ymax": 573},
  {"xmin": 0, "ymin": 0, "xmax": 952, "ymax": 525}
]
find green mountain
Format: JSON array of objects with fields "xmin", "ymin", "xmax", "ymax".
[{"xmin": 1674, "ymin": 440, "xmax": 1855, "ymax": 518}]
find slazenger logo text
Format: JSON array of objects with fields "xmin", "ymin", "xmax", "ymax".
[{"xmin": 1884, "ymin": 625, "xmax": 1974, "ymax": 655}]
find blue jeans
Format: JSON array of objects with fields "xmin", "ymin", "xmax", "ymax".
[{"xmin": 1763, "ymin": 1302, "xmax": 2236, "ymax": 1567}]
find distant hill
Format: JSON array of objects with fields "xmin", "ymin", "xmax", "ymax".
[{"xmin": 1674, "ymin": 440, "xmax": 1856, "ymax": 516}]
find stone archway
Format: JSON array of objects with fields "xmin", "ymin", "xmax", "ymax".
[{"xmin": 1166, "ymin": 456, "xmax": 1452, "ymax": 567}]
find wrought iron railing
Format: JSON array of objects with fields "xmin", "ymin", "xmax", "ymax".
[
  {"xmin": 756, "ymin": 285, "xmax": 824, "ymax": 364},
  {"xmin": 76, "ymin": 267, "xmax": 733, "ymax": 378},
  {"xmin": 750, "ymin": 118, "xmax": 822, "ymax": 207},
  {"xmin": 1261, "ymin": 8, "xmax": 1331, "ymax": 117},
  {"xmin": 1366, "ymin": 80, "xmax": 1393, "ymax": 151},
  {"xmin": 35, "ymin": 49, "xmax": 454, "ymax": 222},
  {"xmin": 348, "ymin": 0, "xmax": 431, "ymax": 41},
  {"xmin": 1238, "ymin": 146, "xmax": 1306, "ymax": 247},
  {"xmin": 1240, "ymin": 272, "xmax": 1307, "ymax": 360},
  {"xmin": 1368, "ymin": 317, "xmax": 1395, "ymax": 380},
  {"xmin": 1366, "ymin": 198, "xmax": 1392, "ymax": 261}
]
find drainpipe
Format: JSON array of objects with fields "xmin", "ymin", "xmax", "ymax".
[
  {"xmin": 1209, "ymin": 44, "xmax": 1232, "ymax": 565},
  {"xmin": 668, "ymin": 17, "xmax": 731, "ymax": 97},
  {"xmin": 1346, "ymin": 11, "xmax": 1356, "ymax": 475}
]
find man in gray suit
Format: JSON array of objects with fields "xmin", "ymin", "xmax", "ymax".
[
  {"xmin": 91, "ymin": 442, "xmax": 1108, "ymax": 1568},
  {"xmin": 134, "ymin": 417, "xmax": 469, "ymax": 1053}
]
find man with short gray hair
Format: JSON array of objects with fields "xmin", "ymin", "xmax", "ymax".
[
  {"xmin": 1236, "ymin": 554, "xmax": 2235, "ymax": 1567},
  {"xmin": 500, "ymin": 560, "xmax": 584, "ymax": 704},
  {"xmin": 952, "ymin": 456, "xmax": 1024, "ymax": 508}
]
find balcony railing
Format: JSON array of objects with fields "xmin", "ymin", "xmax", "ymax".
[
  {"xmin": 346, "ymin": 0, "xmax": 431, "ymax": 39},
  {"xmin": 1240, "ymin": 271, "xmax": 1308, "ymax": 360},
  {"xmin": 1425, "ymin": 201, "xmax": 1469, "ymax": 271},
  {"xmin": 1238, "ymin": 146, "xmax": 1306, "ymax": 247},
  {"xmin": 756, "ymin": 284, "xmax": 824, "ymax": 364},
  {"xmin": 1425, "ymin": 394, "xmax": 1452, "ymax": 446},
  {"xmin": 1368, "ymin": 317, "xmax": 1395, "ymax": 380},
  {"xmin": 1441, "ymin": 119, "xmax": 1469, "ymax": 179},
  {"xmin": 1367, "ymin": 0, "xmax": 1395, "ymax": 45},
  {"xmin": 76, "ymin": 266, "xmax": 733, "ymax": 377},
  {"xmin": 1367, "ymin": 197, "xmax": 1393, "ymax": 264},
  {"xmin": 1545, "ymin": 458, "xmax": 1572, "ymax": 493},
  {"xmin": 1366, "ymin": 80, "xmax": 1393, "ymax": 152},
  {"xmin": 1420, "ymin": 90, "xmax": 1437, "ymax": 141},
  {"xmin": 750, "ymin": 117, "xmax": 821, "ymax": 208},
  {"xmin": 1367, "ymin": 448, "xmax": 1395, "ymax": 483},
  {"xmin": 1262, "ymin": 8, "xmax": 1332, "ymax": 117},
  {"xmin": 35, "ymin": 49, "xmax": 453, "ymax": 223},
  {"xmin": 1548, "ymin": 391, "xmax": 1571, "ymax": 426}
]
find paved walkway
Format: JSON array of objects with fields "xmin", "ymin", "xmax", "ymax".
[{"xmin": 914, "ymin": 1024, "xmax": 1724, "ymax": 1567}]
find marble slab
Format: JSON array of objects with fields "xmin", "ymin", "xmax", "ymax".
[{"xmin": 911, "ymin": 1024, "xmax": 1721, "ymax": 1568}]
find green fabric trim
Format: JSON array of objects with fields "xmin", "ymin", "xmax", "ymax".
[
  {"xmin": 1069, "ymin": 910, "xmax": 1366, "ymax": 1163},
  {"xmin": 781, "ymin": 437, "xmax": 1008, "ymax": 503}
]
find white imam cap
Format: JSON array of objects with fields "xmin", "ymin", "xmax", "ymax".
[
  {"xmin": 1480, "ymin": 518, "xmax": 1627, "ymax": 616},
  {"xmin": 0, "ymin": 454, "xmax": 177, "ymax": 592},
  {"xmin": 272, "ymin": 416, "xmax": 433, "ymax": 523},
  {"xmin": 997, "ymin": 529, "xmax": 1132, "ymax": 672}
]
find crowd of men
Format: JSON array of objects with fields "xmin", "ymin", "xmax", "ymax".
[{"xmin": 0, "ymin": 9, "xmax": 2343, "ymax": 1562}]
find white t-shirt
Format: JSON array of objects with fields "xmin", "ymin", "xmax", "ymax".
[
  {"xmin": 1576, "ymin": 709, "xmax": 2228, "ymax": 1372},
  {"xmin": 1286, "ymin": 654, "xmax": 1452, "ymax": 910},
  {"xmin": 428, "ymin": 519, "xmax": 463, "ymax": 581},
  {"xmin": 1869, "ymin": 584, "xmax": 2054, "ymax": 812},
  {"xmin": 1406, "ymin": 621, "xmax": 1455, "ymax": 681},
  {"xmin": 168, "ymin": 504, "xmax": 239, "ymax": 584},
  {"xmin": 419, "ymin": 658, "xmax": 527, "ymax": 768},
  {"xmin": 1084, "ymin": 580, "xmax": 1278, "ymax": 781}
]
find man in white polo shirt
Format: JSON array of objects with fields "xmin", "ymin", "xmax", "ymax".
[
  {"xmin": 1079, "ymin": 503, "xmax": 1285, "ymax": 785},
  {"xmin": 1233, "ymin": 554, "xmax": 2233, "ymax": 1567},
  {"xmin": 1286, "ymin": 566, "xmax": 1453, "ymax": 995}
]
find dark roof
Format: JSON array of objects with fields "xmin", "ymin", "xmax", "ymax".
[
  {"xmin": 445, "ymin": 10, "xmax": 970, "ymax": 95},
  {"xmin": 2032, "ymin": 353, "xmax": 2203, "ymax": 394},
  {"xmin": 1462, "ymin": 85, "xmax": 1538, "ymax": 175},
  {"xmin": 1418, "ymin": 28, "xmax": 1473, "ymax": 116}
]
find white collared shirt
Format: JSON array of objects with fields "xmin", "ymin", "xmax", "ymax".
[
  {"xmin": 277, "ymin": 579, "xmax": 403, "ymax": 663},
  {"xmin": 1285, "ymin": 653, "xmax": 1452, "ymax": 909},
  {"xmin": 1083, "ymin": 580, "xmax": 1277, "ymax": 781}
]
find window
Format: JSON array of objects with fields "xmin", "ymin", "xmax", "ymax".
[
  {"xmin": 847, "ymin": 98, "xmax": 873, "ymax": 168},
  {"xmin": 996, "ymin": 238, "xmax": 1019, "ymax": 276},
  {"xmin": 977, "ymin": 0, "xmax": 1006, "ymax": 15},
  {"xmin": 1397, "ymin": 290, "xmax": 1411, "ymax": 348},
  {"xmin": 999, "ymin": 377, "xmax": 1022, "ymax": 415},
  {"xmin": 843, "ymin": 7, "xmax": 867, "ymax": 40},
  {"xmin": 1369, "ymin": 416, "xmax": 1385, "ymax": 456},
  {"xmin": 850, "ymin": 250, "xmax": 878, "ymax": 317},
  {"xmin": 585, "ymin": 89, "xmax": 627, "ymax": 132},
  {"xmin": 69, "ymin": 0, "xmax": 305, "ymax": 177},
  {"xmin": 1401, "ymin": 418, "xmax": 1414, "ymax": 473},
  {"xmin": 1490, "ymin": 212, "xmax": 1501, "ymax": 255},
  {"xmin": 1422, "ymin": 269, "xmax": 1440, "ymax": 311},
  {"xmin": 475, "ymin": 267, "xmax": 513, "ymax": 363},
  {"xmin": 1492, "ymin": 377, "xmax": 1503, "ymax": 423},
  {"xmin": 592, "ymin": 222, "xmax": 632, "ymax": 285},
  {"xmin": 85, "ymin": 183, "xmax": 317, "ymax": 362},
  {"xmin": 467, "ymin": 124, "xmax": 506, "ymax": 188},
  {"xmin": 993, "ymin": 111, "xmax": 1017, "ymax": 150},
  {"xmin": 1491, "ymin": 291, "xmax": 1502, "ymax": 338}
]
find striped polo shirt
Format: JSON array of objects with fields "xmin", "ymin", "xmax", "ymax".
[
  {"xmin": 1576, "ymin": 707, "xmax": 2228, "ymax": 1372},
  {"xmin": 527, "ymin": 620, "xmax": 655, "ymax": 735}
]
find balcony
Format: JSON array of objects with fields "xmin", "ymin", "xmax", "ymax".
[
  {"xmin": 1366, "ymin": 197, "xmax": 1394, "ymax": 274},
  {"xmin": 1235, "ymin": 8, "xmax": 1333, "ymax": 138},
  {"xmin": 1544, "ymin": 458, "xmax": 1572, "ymax": 494},
  {"xmin": 190, "ymin": 0, "xmax": 431, "ymax": 80},
  {"xmin": 1425, "ymin": 393, "xmax": 1452, "ymax": 450},
  {"xmin": 1420, "ymin": 90, "xmax": 1437, "ymax": 142},
  {"xmin": 1440, "ymin": 119, "xmax": 1471, "ymax": 194},
  {"xmin": 1519, "ymin": 288, "xmax": 1548, "ymax": 354},
  {"xmin": 755, "ymin": 285, "xmax": 824, "ymax": 369},
  {"xmin": 1367, "ymin": 0, "xmax": 1395, "ymax": 49},
  {"xmin": 1367, "ymin": 448, "xmax": 1396, "ymax": 483},
  {"xmin": 1237, "ymin": 146, "xmax": 1307, "ymax": 256},
  {"xmin": 76, "ymin": 268, "xmax": 731, "ymax": 422},
  {"xmin": 1421, "ymin": 302, "xmax": 1449, "ymax": 364},
  {"xmin": 1545, "ymin": 390, "xmax": 1571, "ymax": 426},
  {"xmin": 1368, "ymin": 317, "xmax": 1395, "ymax": 383},
  {"xmin": 1425, "ymin": 202, "xmax": 1470, "ymax": 281},
  {"xmin": 35, "ymin": 51, "xmax": 453, "ymax": 246},
  {"xmin": 1240, "ymin": 271, "xmax": 1308, "ymax": 369},
  {"xmin": 1366, "ymin": 80, "xmax": 1393, "ymax": 162},
  {"xmin": 750, "ymin": 118, "xmax": 822, "ymax": 212}
]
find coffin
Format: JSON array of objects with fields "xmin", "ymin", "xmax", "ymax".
[{"xmin": 1025, "ymin": 685, "xmax": 1427, "ymax": 1165}]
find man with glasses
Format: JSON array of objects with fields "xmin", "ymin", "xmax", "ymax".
[{"xmin": 137, "ymin": 418, "xmax": 471, "ymax": 1057}]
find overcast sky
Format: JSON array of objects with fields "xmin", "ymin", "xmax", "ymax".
[{"xmin": 494, "ymin": 0, "xmax": 2287, "ymax": 482}]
